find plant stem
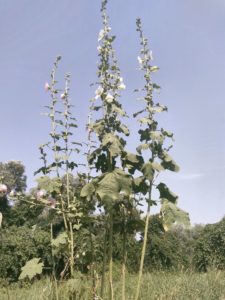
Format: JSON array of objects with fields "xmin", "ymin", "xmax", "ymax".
[
  {"xmin": 121, "ymin": 209, "xmax": 127, "ymax": 300},
  {"xmin": 69, "ymin": 221, "xmax": 74, "ymax": 277},
  {"xmin": 51, "ymin": 223, "xmax": 59, "ymax": 300},
  {"xmin": 100, "ymin": 227, "xmax": 107, "ymax": 299},
  {"xmin": 109, "ymin": 211, "xmax": 114, "ymax": 300},
  {"xmin": 134, "ymin": 184, "xmax": 152, "ymax": 300}
]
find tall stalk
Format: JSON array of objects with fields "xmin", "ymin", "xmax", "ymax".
[
  {"xmin": 121, "ymin": 207, "xmax": 127, "ymax": 300},
  {"xmin": 133, "ymin": 19, "xmax": 179, "ymax": 299},
  {"xmin": 108, "ymin": 211, "xmax": 114, "ymax": 300},
  {"xmin": 134, "ymin": 184, "xmax": 152, "ymax": 300},
  {"xmin": 51, "ymin": 223, "xmax": 59, "ymax": 300},
  {"xmin": 100, "ymin": 227, "xmax": 107, "ymax": 299},
  {"xmin": 81, "ymin": 0, "xmax": 131, "ymax": 297},
  {"xmin": 37, "ymin": 57, "xmax": 81, "ymax": 278}
]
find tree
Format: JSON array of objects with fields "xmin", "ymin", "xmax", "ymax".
[{"xmin": 0, "ymin": 161, "xmax": 27, "ymax": 192}]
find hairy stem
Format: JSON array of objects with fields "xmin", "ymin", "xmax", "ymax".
[{"xmin": 134, "ymin": 184, "xmax": 152, "ymax": 300}]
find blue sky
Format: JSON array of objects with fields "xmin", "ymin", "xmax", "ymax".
[{"xmin": 1, "ymin": 0, "xmax": 225, "ymax": 224}]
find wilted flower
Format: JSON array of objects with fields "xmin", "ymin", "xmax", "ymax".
[
  {"xmin": 95, "ymin": 86, "xmax": 104, "ymax": 99},
  {"xmin": 98, "ymin": 29, "xmax": 105, "ymax": 42},
  {"xmin": 44, "ymin": 82, "xmax": 50, "ymax": 92},
  {"xmin": 105, "ymin": 93, "xmax": 114, "ymax": 103},
  {"xmin": 48, "ymin": 196, "xmax": 56, "ymax": 208}
]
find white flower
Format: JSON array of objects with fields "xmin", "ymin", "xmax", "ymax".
[
  {"xmin": 60, "ymin": 93, "xmax": 66, "ymax": 99},
  {"xmin": 119, "ymin": 77, "xmax": 123, "ymax": 83},
  {"xmin": 137, "ymin": 56, "xmax": 143, "ymax": 65},
  {"xmin": 95, "ymin": 86, "xmax": 104, "ymax": 99},
  {"xmin": 118, "ymin": 82, "xmax": 126, "ymax": 90},
  {"xmin": 105, "ymin": 93, "xmax": 114, "ymax": 103},
  {"xmin": 98, "ymin": 29, "xmax": 105, "ymax": 42},
  {"xmin": 44, "ymin": 82, "xmax": 50, "ymax": 92}
]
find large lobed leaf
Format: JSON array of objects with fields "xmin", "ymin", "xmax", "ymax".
[
  {"xmin": 96, "ymin": 169, "xmax": 132, "ymax": 207},
  {"xmin": 160, "ymin": 199, "xmax": 191, "ymax": 231},
  {"xmin": 19, "ymin": 258, "xmax": 43, "ymax": 280}
]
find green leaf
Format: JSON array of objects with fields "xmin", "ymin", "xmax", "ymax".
[
  {"xmin": 80, "ymin": 182, "xmax": 95, "ymax": 200},
  {"xmin": 161, "ymin": 152, "xmax": 180, "ymax": 172},
  {"xmin": 133, "ymin": 109, "xmax": 146, "ymax": 118},
  {"xmin": 161, "ymin": 129, "xmax": 173, "ymax": 138},
  {"xmin": 136, "ymin": 143, "xmax": 149, "ymax": 154},
  {"xmin": 151, "ymin": 162, "xmax": 164, "ymax": 172},
  {"xmin": 157, "ymin": 183, "xmax": 178, "ymax": 203},
  {"xmin": 133, "ymin": 176, "xmax": 149, "ymax": 194},
  {"xmin": 96, "ymin": 169, "xmax": 132, "ymax": 207},
  {"xmin": 150, "ymin": 66, "xmax": 159, "ymax": 72},
  {"xmin": 160, "ymin": 199, "xmax": 190, "ymax": 231},
  {"xmin": 51, "ymin": 232, "xmax": 68, "ymax": 248},
  {"xmin": 150, "ymin": 131, "xmax": 164, "ymax": 144},
  {"xmin": 111, "ymin": 104, "xmax": 126, "ymax": 116},
  {"xmin": 122, "ymin": 151, "xmax": 144, "ymax": 174},
  {"xmin": 90, "ymin": 120, "xmax": 105, "ymax": 135},
  {"xmin": 102, "ymin": 133, "xmax": 123, "ymax": 157},
  {"xmin": 138, "ymin": 118, "xmax": 153, "ymax": 125},
  {"xmin": 73, "ymin": 224, "xmax": 82, "ymax": 230},
  {"xmin": 120, "ymin": 124, "xmax": 130, "ymax": 136},
  {"xmin": 141, "ymin": 162, "xmax": 154, "ymax": 180},
  {"xmin": 19, "ymin": 258, "xmax": 43, "ymax": 280}
]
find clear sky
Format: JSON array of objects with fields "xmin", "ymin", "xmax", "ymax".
[{"xmin": 1, "ymin": 0, "xmax": 225, "ymax": 225}]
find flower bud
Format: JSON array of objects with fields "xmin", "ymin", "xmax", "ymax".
[
  {"xmin": 60, "ymin": 93, "xmax": 66, "ymax": 99},
  {"xmin": 44, "ymin": 82, "xmax": 50, "ymax": 92}
]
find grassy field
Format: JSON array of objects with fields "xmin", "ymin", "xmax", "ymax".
[{"xmin": 1, "ymin": 271, "xmax": 225, "ymax": 300}]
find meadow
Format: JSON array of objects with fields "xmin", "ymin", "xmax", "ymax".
[{"xmin": 1, "ymin": 271, "xmax": 225, "ymax": 300}]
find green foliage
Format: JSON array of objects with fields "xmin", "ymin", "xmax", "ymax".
[
  {"xmin": 193, "ymin": 217, "xmax": 225, "ymax": 271},
  {"xmin": 2, "ymin": 271, "xmax": 225, "ymax": 300},
  {"xmin": 19, "ymin": 258, "xmax": 44, "ymax": 280},
  {"xmin": 0, "ymin": 161, "xmax": 27, "ymax": 192},
  {"xmin": 160, "ymin": 199, "xmax": 191, "ymax": 231},
  {"xmin": 0, "ymin": 226, "xmax": 51, "ymax": 281}
]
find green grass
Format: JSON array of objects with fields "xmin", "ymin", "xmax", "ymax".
[{"xmin": 1, "ymin": 271, "xmax": 225, "ymax": 300}]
